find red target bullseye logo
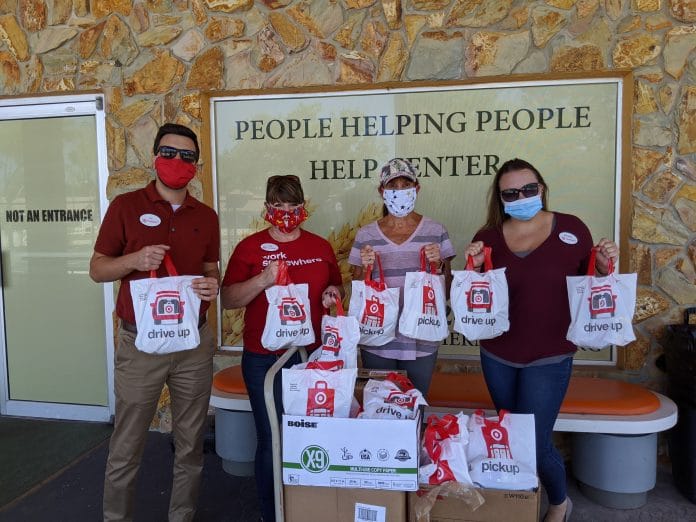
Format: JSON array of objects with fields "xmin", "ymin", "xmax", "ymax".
[
  {"xmin": 490, "ymin": 428, "xmax": 504, "ymax": 442},
  {"xmin": 427, "ymin": 289, "xmax": 435, "ymax": 300},
  {"xmin": 314, "ymin": 391, "xmax": 328, "ymax": 405},
  {"xmin": 369, "ymin": 302, "xmax": 380, "ymax": 314}
]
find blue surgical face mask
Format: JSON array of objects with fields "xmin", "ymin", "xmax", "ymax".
[{"xmin": 503, "ymin": 194, "xmax": 543, "ymax": 221}]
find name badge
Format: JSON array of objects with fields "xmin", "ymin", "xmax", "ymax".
[
  {"xmin": 559, "ymin": 232, "xmax": 578, "ymax": 245},
  {"xmin": 140, "ymin": 213, "xmax": 161, "ymax": 227}
]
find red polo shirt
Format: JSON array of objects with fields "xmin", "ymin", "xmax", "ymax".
[{"xmin": 94, "ymin": 181, "xmax": 219, "ymax": 323}]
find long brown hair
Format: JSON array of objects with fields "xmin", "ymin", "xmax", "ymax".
[{"xmin": 483, "ymin": 158, "xmax": 549, "ymax": 230}]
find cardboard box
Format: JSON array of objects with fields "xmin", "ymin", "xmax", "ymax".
[
  {"xmin": 285, "ymin": 486, "xmax": 406, "ymax": 522},
  {"xmin": 408, "ymin": 487, "xmax": 539, "ymax": 522},
  {"xmin": 282, "ymin": 412, "xmax": 420, "ymax": 490}
]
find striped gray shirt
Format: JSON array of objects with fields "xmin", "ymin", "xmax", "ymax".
[{"xmin": 348, "ymin": 217, "xmax": 456, "ymax": 360}]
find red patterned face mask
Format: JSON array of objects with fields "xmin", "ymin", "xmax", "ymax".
[
  {"xmin": 263, "ymin": 204, "xmax": 308, "ymax": 233},
  {"xmin": 155, "ymin": 156, "xmax": 196, "ymax": 190}
]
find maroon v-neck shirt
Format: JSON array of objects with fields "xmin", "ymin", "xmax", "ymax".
[{"xmin": 473, "ymin": 212, "xmax": 593, "ymax": 364}]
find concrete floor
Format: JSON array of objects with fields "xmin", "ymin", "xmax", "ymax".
[
  {"xmin": 559, "ymin": 464, "xmax": 696, "ymax": 522},
  {"xmin": 1, "ymin": 430, "xmax": 695, "ymax": 521}
]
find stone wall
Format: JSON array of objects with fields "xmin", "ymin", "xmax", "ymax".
[{"xmin": 1, "ymin": 0, "xmax": 695, "ymax": 393}]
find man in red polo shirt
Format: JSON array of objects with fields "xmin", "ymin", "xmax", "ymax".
[{"xmin": 90, "ymin": 123, "xmax": 220, "ymax": 522}]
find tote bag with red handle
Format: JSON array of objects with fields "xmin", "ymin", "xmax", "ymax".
[
  {"xmin": 349, "ymin": 253, "xmax": 400, "ymax": 346},
  {"xmin": 451, "ymin": 246, "xmax": 510, "ymax": 341},
  {"xmin": 566, "ymin": 248, "xmax": 637, "ymax": 349},
  {"xmin": 129, "ymin": 253, "xmax": 201, "ymax": 354}
]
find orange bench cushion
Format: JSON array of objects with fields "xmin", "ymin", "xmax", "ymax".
[
  {"xmin": 213, "ymin": 365, "xmax": 248, "ymax": 395},
  {"xmin": 427, "ymin": 372, "xmax": 660, "ymax": 416}
]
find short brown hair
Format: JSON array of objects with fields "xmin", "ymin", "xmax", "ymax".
[
  {"xmin": 266, "ymin": 175, "xmax": 304, "ymax": 205},
  {"xmin": 483, "ymin": 158, "xmax": 549, "ymax": 230},
  {"xmin": 153, "ymin": 123, "xmax": 199, "ymax": 162}
]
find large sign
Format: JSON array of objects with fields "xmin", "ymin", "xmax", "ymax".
[{"xmin": 209, "ymin": 73, "xmax": 631, "ymax": 364}]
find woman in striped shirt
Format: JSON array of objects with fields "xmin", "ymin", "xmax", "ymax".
[{"xmin": 348, "ymin": 158, "xmax": 455, "ymax": 394}]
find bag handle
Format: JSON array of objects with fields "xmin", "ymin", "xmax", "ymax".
[
  {"xmin": 586, "ymin": 247, "xmax": 614, "ymax": 276},
  {"xmin": 365, "ymin": 253, "xmax": 386, "ymax": 291},
  {"xmin": 387, "ymin": 371, "xmax": 415, "ymax": 391},
  {"xmin": 324, "ymin": 295, "xmax": 346, "ymax": 316},
  {"xmin": 465, "ymin": 246, "xmax": 493, "ymax": 272},
  {"xmin": 419, "ymin": 247, "xmax": 439, "ymax": 274},
  {"xmin": 149, "ymin": 253, "xmax": 178, "ymax": 278},
  {"xmin": 473, "ymin": 408, "xmax": 508, "ymax": 424},
  {"xmin": 423, "ymin": 413, "xmax": 461, "ymax": 460},
  {"xmin": 335, "ymin": 296, "xmax": 345, "ymax": 316},
  {"xmin": 275, "ymin": 260, "xmax": 292, "ymax": 285}
]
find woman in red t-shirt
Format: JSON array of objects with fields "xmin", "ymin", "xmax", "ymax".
[
  {"xmin": 465, "ymin": 158, "xmax": 619, "ymax": 522},
  {"xmin": 221, "ymin": 175, "xmax": 342, "ymax": 522}
]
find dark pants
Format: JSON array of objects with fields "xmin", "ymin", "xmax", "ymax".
[
  {"xmin": 241, "ymin": 350, "xmax": 301, "ymax": 522},
  {"xmin": 480, "ymin": 352, "xmax": 573, "ymax": 505},
  {"xmin": 360, "ymin": 350, "xmax": 438, "ymax": 396}
]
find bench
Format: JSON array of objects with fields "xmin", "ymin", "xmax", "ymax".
[{"xmin": 210, "ymin": 359, "xmax": 678, "ymax": 517}]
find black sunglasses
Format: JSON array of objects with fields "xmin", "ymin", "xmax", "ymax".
[
  {"xmin": 500, "ymin": 183, "xmax": 541, "ymax": 202},
  {"xmin": 157, "ymin": 145, "xmax": 197, "ymax": 164}
]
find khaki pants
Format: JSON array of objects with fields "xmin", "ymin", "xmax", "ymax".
[{"xmin": 103, "ymin": 323, "xmax": 215, "ymax": 522}]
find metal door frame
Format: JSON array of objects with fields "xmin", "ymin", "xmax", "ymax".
[{"xmin": 0, "ymin": 94, "xmax": 114, "ymax": 421}]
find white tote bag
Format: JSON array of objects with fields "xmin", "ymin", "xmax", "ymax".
[
  {"xmin": 308, "ymin": 298, "xmax": 360, "ymax": 369},
  {"xmin": 261, "ymin": 261, "xmax": 315, "ymax": 351},
  {"xmin": 349, "ymin": 253, "xmax": 400, "ymax": 346},
  {"xmin": 398, "ymin": 249, "xmax": 449, "ymax": 342},
  {"xmin": 566, "ymin": 249, "xmax": 637, "ymax": 349},
  {"xmin": 130, "ymin": 254, "xmax": 201, "ymax": 354},
  {"xmin": 467, "ymin": 410, "xmax": 538, "ymax": 490},
  {"xmin": 451, "ymin": 246, "xmax": 510, "ymax": 341},
  {"xmin": 282, "ymin": 368, "xmax": 357, "ymax": 418},
  {"xmin": 361, "ymin": 373, "xmax": 428, "ymax": 420}
]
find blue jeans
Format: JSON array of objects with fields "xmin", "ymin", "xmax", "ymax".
[
  {"xmin": 480, "ymin": 353, "xmax": 572, "ymax": 505},
  {"xmin": 360, "ymin": 350, "xmax": 438, "ymax": 396},
  {"xmin": 242, "ymin": 350, "xmax": 301, "ymax": 522}
]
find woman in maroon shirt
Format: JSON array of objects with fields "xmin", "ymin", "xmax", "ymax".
[{"xmin": 465, "ymin": 158, "xmax": 619, "ymax": 522}]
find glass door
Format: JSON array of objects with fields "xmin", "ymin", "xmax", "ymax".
[{"xmin": 0, "ymin": 96, "xmax": 113, "ymax": 421}]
